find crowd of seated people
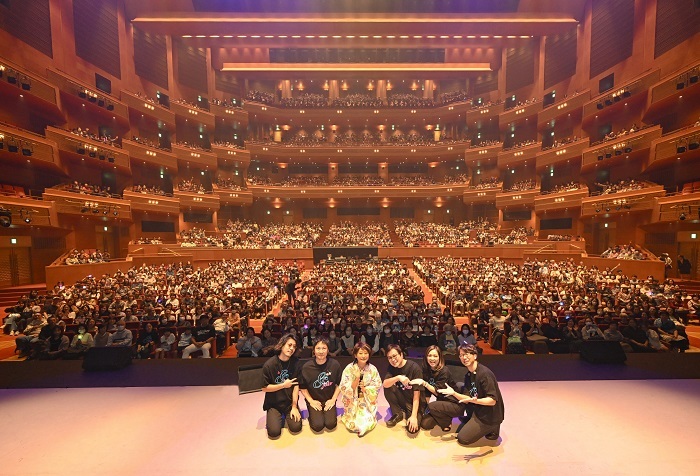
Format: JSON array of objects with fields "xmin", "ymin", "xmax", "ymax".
[
  {"xmin": 62, "ymin": 181, "xmax": 115, "ymax": 197},
  {"xmin": 544, "ymin": 234, "xmax": 575, "ymax": 241},
  {"xmin": 387, "ymin": 93, "xmax": 434, "ymax": 108},
  {"xmin": 394, "ymin": 221, "xmax": 475, "ymax": 247},
  {"xmin": 210, "ymin": 98, "xmax": 242, "ymax": 109},
  {"xmin": 177, "ymin": 178, "xmax": 208, "ymax": 193},
  {"xmin": 238, "ymin": 223, "xmax": 323, "ymax": 249},
  {"xmin": 172, "ymin": 98, "xmax": 205, "ymax": 110},
  {"xmin": 64, "ymin": 249, "xmax": 110, "ymax": 265},
  {"xmin": 5, "ymin": 260, "xmax": 305, "ymax": 358},
  {"xmin": 130, "ymin": 135, "xmax": 169, "ymax": 151},
  {"xmin": 469, "ymin": 139, "xmax": 500, "ymax": 148},
  {"xmin": 438, "ymin": 90, "xmax": 470, "ymax": 105},
  {"xmin": 132, "ymin": 91, "xmax": 162, "ymax": 107},
  {"xmin": 601, "ymin": 124, "xmax": 643, "ymax": 143},
  {"xmin": 541, "ymin": 136, "xmax": 581, "ymax": 151},
  {"xmin": 470, "ymin": 99, "xmax": 502, "ymax": 110},
  {"xmin": 507, "ymin": 180, "xmax": 537, "ymax": 192},
  {"xmin": 601, "ymin": 244, "xmax": 650, "ymax": 260},
  {"xmin": 503, "ymin": 139, "xmax": 537, "ymax": 151},
  {"xmin": 132, "ymin": 237, "xmax": 163, "ymax": 245},
  {"xmin": 132, "ymin": 184, "xmax": 168, "ymax": 195},
  {"xmin": 323, "ymin": 222, "xmax": 394, "ymax": 247},
  {"xmin": 331, "ymin": 175, "xmax": 386, "ymax": 186},
  {"xmin": 276, "ymin": 175, "xmax": 329, "ymax": 187},
  {"xmin": 67, "ymin": 127, "xmax": 121, "ymax": 148},
  {"xmin": 596, "ymin": 179, "xmax": 646, "ymax": 195},
  {"xmin": 223, "ymin": 219, "xmax": 259, "ymax": 235},
  {"xmin": 246, "ymin": 90, "xmax": 275, "ymax": 104},
  {"xmin": 543, "ymin": 182, "xmax": 581, "ymax": 194},
  {"xmin": 331, "ymin": 94, "xmax": 383, "ymax": 108},
  {"xmin": 504, "ymin": 97, "xmax": 539, "ymax": 111},
  {"xmin": 388, "ymin": 174, "xmax": 469, "ymax": 186},
  {"xmin": 174, "ymin": 141, "xmax": 211, "ymax": 152},
  {"xmin": 415, "ymin": 256, "xmax": 690, "ymax": 352},
  {"xmin": 475, "ymin": 227, "xmax": 533, "ymax": 245},
  {"xmin": 280, "ymin": 93, "xmax": 328, "ymax": 108},
  {"xmin": 212, "ymin": 140, "xmax": 244, "ymax": 150},
  {"xmin": 216, "ymin": 177, "xmax": 246, "ymax": 190},
  {"xmin": 470, "ymin": 177, "xmax": 500, "ymax": 189}
]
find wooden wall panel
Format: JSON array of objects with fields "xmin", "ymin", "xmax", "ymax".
[
  {"xmin": 176, "ymin": 41, "xmax": 207, "ymax": 92},
  {"xmin": 589, "ymin": 0, "xmax": 634, "ymax": 78},
  {"xmin": 654, "ymin": 0, "xmax": 700, "ymax": 58},
  {"xmin": 505, "ymin": 44, "xmax": 535, "ymax": 93},
  {"xmin": 73, "ymin": 0, "xmax": 121, "ymax": 79},
  {"xmin": 133, "ymin": 27, "xmax": 168, "ymax": 89},
  {"xmin": 472, "ymin": 72, "xmax": 498, "ymax": 96},
  {"xmin": 544, "ymin": 28, "xmax": 578, "ymax": 90},
  {"xmin": 0, "ymin": 0, "xmax": 52, "ymax": 58},
  {"xmin": 215, "ymin": 71, "xmax": 241, "ymax": 96}
]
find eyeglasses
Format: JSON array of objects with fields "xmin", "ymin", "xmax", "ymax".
[{"xmin": 387, "ymin": 353, "xmax": 401, "ymax": 361}]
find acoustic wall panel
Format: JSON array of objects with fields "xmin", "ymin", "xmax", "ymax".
[
  {"xmin": 506, "ymin": 44, "xmax": 535, "ymax": 93},
  {"xmin": 73, "ymin": 0, "xmax": 121, "ymax": 79},
  {"xmin": 0, "ymin": 0, "xmax": 52, "ymax": 57},
  {"xmin": 472, "ymin": 72, "xmax": 498, "ymax": 96},
  {"xmin": 589, "ymin": 0, "xmax": 634, "ymax": 78},
  {"xmin": 176, "ymin": 41, "xmax": 207, "ymax": 91},
  {"xmin": 654, "ymin": 0, "xmax": 700, "ymax": 58},
  {"xmin": 133, "ymin": 27, "xmax": 168, "ymax": 89},
  {"xmin": 544, "ymin": 28, "xmax": 578, "ymax": 90}
]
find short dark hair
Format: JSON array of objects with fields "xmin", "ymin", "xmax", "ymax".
[
  {"xmin": 458, "ymin": 344, "xmax": 479, "ymax": 356},
  {"xmin": 275, "ymin": 333, "xmax": 297, "ymax": 353},
  {"xmin": 312, "ymin": 336, "xmax": 330, "ymax": 351},
  {"xmin": 386, "ymin": 343, "xmax": 403, "ymax": 357},
  {"xmin": 352, "ymin": 341, "xmax": 372, "ymax": 357}
]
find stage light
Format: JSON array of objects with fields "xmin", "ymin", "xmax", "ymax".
[
  {"xmin": 605, "ymin": 152, "xmax": 612, "ymax": 158},
  {"xmin": 596, "ymin": 103, "xmax": 604, "ymax": 110},
  {"xmin": 605, "ymin": 207, "xmax": 611, "ymax": 212},
  {"xmin": 81, "ymin": 206, "xmax": 89, "ymax": 213},
  {"xmin": 676, "ymin": 82, "xmax": 685, "ymax": 90},
  {"xmin": 79, "ymin": 90, "xmax": 87, "ymax": 99},
  {"xmin": 604, "ymin": 98, "xmax": 612, "ymax": 106},
  {"xmin": 622, "ymin": 90, "xmax": 631, "ymax": 98},
  {"xmin": 97, "ymin": 99, "xmax": 105, "ymax": 107},
  {"xmin": 8, "ymin": 139, "xmax": 18, "ymax": 153},
  {"xmin": 680, "ymin": 212, "xmax": 686, "ymax": 220},
  {"xmin": 677, "ymin": 145, "xmax": 686, "ymax": 153},
  {"xmin": 595, "ymin": 207, "xmax": 601, "ymax": 213},
  {"xmin": 77, "ymin": 146, "xmax": 86, "ymax": 155},
  {"xmin": 690, "ymin": 73, "xmax": 699, "ymax": 84},
  {"xmin": 92, "ymin": 208, "xmax": 100, "ymax": 214},
  {"xmin": 597, "ymin": 155, "xmax": 604, "ymax": 161},
  {"xmin": 689, "ymin": 138, "xmax": 699, "ymax": 150},
  {"xmin": 106, "ymin": 104, "xmax": 114, "ymax": 111},
  {"xmin": 614, "ymin": 149, "xmax": 622, "ymax": 156},
  {"xmin": 0, "ymin": 208, "xmax": 11, "ymax": 227},
  {"xmin": 624, "ymin": 147, "xmax": 632, "ymax": 153}
]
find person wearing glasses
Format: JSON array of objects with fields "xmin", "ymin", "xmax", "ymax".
[
  {"xmin": 436, "ymin": 344, "xmax": 504, "ymax": 445},
  {"xmin": 382, "ymin": 344, "xmax": 424, "ymax": 434}
]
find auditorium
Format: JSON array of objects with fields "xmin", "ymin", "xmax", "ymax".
[{"xmin": 0, "ymin": 1, "xmax": 699, "ymax": 474}]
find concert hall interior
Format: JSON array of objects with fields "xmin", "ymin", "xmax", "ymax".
[{"xmin": 0, "ymin": 0, "xmax": 699, "ymax": 474}]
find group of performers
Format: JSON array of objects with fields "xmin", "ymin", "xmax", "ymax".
[{"xmin": 261, "ymin": 334, "xmax": 504, "ymax": 444}]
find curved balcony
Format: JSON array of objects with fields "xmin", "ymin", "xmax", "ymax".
[
  {"xmin": 212, "ymin": 143, "xmax": 250, "ymax": 166},
  {"xmin": 120, "ymin": 90, "xmax": 176, "ymax": 130},
  {"xmin": 247, "ymin": 183, "xmax": 469, "ymax": 200},
  {"xmin": 123, "ymin": 190, "xmax": 180, "ymax": 215},
  {"xmin": 45, "ymin": 126, "xmax": 130, "ymax": 173},
  {"xmin": 581, "ymin": 125, "xmax": 662, "ymax": 172},
  {"xmin": 582, "ymin": 70, "xmax": 660, "ymax": 125},
  {"xmin": 463, "ymin": 184, "xmax": 501, "ymax": 204},
  {"xmin": 0, "ymin": 56, "xmax": 63, "ymax": 121},
  {"xmin": 534, "ymin": 185, "xmax": 589, "ymax": 212},
  {"xmin": 646, "ymin": 124, "xmax": 700, "ymax": 172},
  {"xmin": 123, "ymin": 139, "xmax": 178, "ymax": 172},
  {"xmin": 497, "ymin": 142, "xmax": 540, "ymax": 169},
  {"xmin": 496, "ymin": 187, "xmax": 540, "ymax": 209},
  {"xmin": 581, "ymin": 184, "xmax": 665, "ymax": 217},
  {"xmin": 210, "ymin": 103, "xmax": 249, "ymax": 128},
  {"xmin": 1, "ymin": 122, "xmax": 61, "ymax": 172},
  {"xmin": 499, "ymin": 99, "xmax": 541, "ymax": 130},
  {"xmin": 535, "ymin": 137, "xmax": 589, "ymax": 170}
]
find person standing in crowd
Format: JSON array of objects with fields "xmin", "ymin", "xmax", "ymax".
[
  {"xmin": 438, "ymin": 344, "xmax": 504, "ymax": 446},
  {"xmin": 299, "ymin": 337, "xmax": 342, "ymax": 433},
  {"xmin": 285, "ymin": 278, "xmax": 302, "ymax": 306},
  {"xmin": 410, "ymin": 345, "xmax": 463, "ymax": 431},
  {"xmin": 339, "ymin": 342, "xmax": 382, "ymax": 437},
  {"xmin": 261, "ymin": 334, "xmax": 302, "ymax": 438},
  {"xmin": 677, "ymin": 255, "xmax": 692, "ymax": 279},
  {"xmin": 383, "ymin": 344, "xmax": 424, "ymax": 434}
]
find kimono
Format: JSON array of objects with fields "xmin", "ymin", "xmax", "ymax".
[{"xmin": 339, "ymin": 361, "xmax": 382, "ymax": 436}]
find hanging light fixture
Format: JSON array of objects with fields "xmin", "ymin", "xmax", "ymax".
[
  {"xmin": 341, "ymin": 80, "xmax": 349, "ymax": 91},
  {"xmin": 322, "ymin": 80, "xmax": 329, "ymax": 91}
]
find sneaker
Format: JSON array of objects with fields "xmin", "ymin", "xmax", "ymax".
[{"xmin": 385, "ymin": 413, "xmax": 403, "ymax": 428}]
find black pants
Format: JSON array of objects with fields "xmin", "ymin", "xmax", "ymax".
[
  {"xmin": 384, "ymin": 385, "xmax": 423, "ymax": 433},
  {"xmin": 266, "ymin": 406, "xmax": 302, "ymax": 438},
  {"xmin": 307, "ymin": 403, "xmax": 338, "ymax": 432},
  {"xmin": 423, "ymin": 400, "xmax": 464, "ymax": 430},
  {"xmin": 456, "ymin": 411, "xmax": 501, "ymax": 446}
]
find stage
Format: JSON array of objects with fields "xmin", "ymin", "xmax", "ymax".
[{"xmin": 0, "ymin": 379, "xmax": 698, "ymax": 475}]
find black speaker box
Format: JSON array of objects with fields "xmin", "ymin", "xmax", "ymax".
[
  {"xmin": 580, "ymin": 340, "xmax": 626, "ymax": 364},
  {"xmin": 82, "ymin": 346, "xmax": 133, "ymax": 371},
  {"xmin": 238, "ymin": 363, "xmax": 265, "ymax": 394}
]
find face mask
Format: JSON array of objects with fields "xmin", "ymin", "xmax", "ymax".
[
  {"xmin": 78, "ymin": 329, "xmax": 85, "ymax": 335},
  {"xmin": 463, "ymin": 330, "xmax": 468, "ymax": 335},
  {"xmin": 385, "ymin": 329, "xmax": 391, "ymax": 334},
  {"xmin": 117, "ymin": 325, "xmax": 125, "ymax": 331}
]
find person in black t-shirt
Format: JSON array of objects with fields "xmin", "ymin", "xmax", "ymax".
[
  {"xmin": 410, "ymin": 345, "xmax": 463, "ymax": 431},
  {"xmin": 182, "ymin": 316, "xmax": 215, "ymax": 358},
  {"xmin": 438, "ymin": 344, "xmax": 504, "ymax": 446},
  {"xmin": 285, "ymin": 278, "xmax": 302, "ymax": 306},
  {"xmin": 261, "ymin": 334, "xmax": 302, "ymax": 438},
  {"xmin": 299, "ymin": 337, "xmax": 342, "ymax": 432},
  {"xmin": 383, "ymin": 344, "xmax": 424, "ymax": 434}
]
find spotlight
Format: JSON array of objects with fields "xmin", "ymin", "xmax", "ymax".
[
  {"xmin": 0, "ymin": 208, "xmax": 11, "ymax": 227},
  {"xmin": 690, "ymin": 74, "xmax": 698, "ymax": 84},
  {"xmin": 20, "ymin": 77, "xmax": 30, "ymax": 90},
  {"xmin": 596, "ymin": 103, "xmax": 604, "ymax": 110},
  {"xmin": 88, "ymin": 150, "xmax": 96, "ymax": 158},
  {"xmin": 8, "ymin": 140, "xmax": 18, "ymax": 153},
  {"xmin": 99, "ymin": 153, "xmax": 106, "ymax": 160},
  {"xmin": 108, "ymin": 156, "xmax": 115, "ymax": 163},
  {"xmin": 689, "ymin": 139, "xmax": 699, "ymax": 150},
  {"xmin": 613, "ymin": 95, "xmax": 621, "ymax": 102},
  {"xmin": 622, "ymin": 90, "xmax": 631, "ymax": 98},
  {"xmin": 79, "ymin": 90, "xmax": 87, "ymax": 99},
  {"xmin": 680, "ymin": 212, "xmax": 686, "ymax": 221},
  {"xmin": 616, "ymin": 206, "xmax": 622, "ymax": 211},
  {"xmin": 88, "ymin": 95, "xmax": 97, "ymax": 103},
  {"xmin": 113, "ymin": 210, "xmax": 119, "ymax": 216},
  {"xmin": 676, "ymin": 82, "xmax": 685, "ymax": 90},
  {"xmin": 624, "ymin": 147, "xmax": 632, "ymax": 153},
  {"xmin": 604, "ymin": 98, "xmax": 613, "ymax": 106},
  {"xmin": 677, "ymin": 145, "xmax": 687, "ymax": 153},
  {"xmin": 605, "ymin": 152, "xmax": 612, "ymax": 158},
  {"xmin": 595, "ymin": 207, "xmax": 601, "ymax": 213},
  {"xmin": 81, "ymin": 207, "xmax": 89, "ymax": 213},
  {"xmin": 77, "ymin": 146, "xmax": 86, "ymax": 155},
  {"xmin": 97, "ymin": 99, "xmax": 105, "ymax": 107},
  {"xmin": 7, "ymin": 74, "xmax": 17, "ymax": 84},
  {"xmin": 605, "ymin": 207, "xmax": 611, "ymax": 212},
  {"xmin": 21, "ymin": 145, "xmax": 32, "ymax": 156},
  {"xmin": 614, "ymin": 149, "xmax": 622, "ymax": 156},
  {"xmin": 597, "ymin": 155, "xmax": 604, "ymax": 161},
  {"xmin": 103, "ymin": 209, "xmax": 109, "ymax": 215}
]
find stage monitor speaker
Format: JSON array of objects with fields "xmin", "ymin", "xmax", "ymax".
[
  {"xmin": 238, "ymin": 363, "xmax": 265, "ymax": 394},
  {"xmin": 82, "ymin": 346, "xmax": 133, "ymax": 371},
  {"xmin": 580, "ymin": 340, "xmax": 626, "ymax": 364}
]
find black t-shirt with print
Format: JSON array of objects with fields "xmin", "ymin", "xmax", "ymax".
[
  {"xmin": 385, "ymin": 359, "xmax": 423, "ymax": 400},
  {"xmin": 262, "ymin": 355, "xmax": 301, "ymax": 411},
  {"xmin": 193, "ymin": 325, "xmax": 215, "ymax": 343},
  {"xmin": 299, "ymin": 358, "xmax": 342, "ymax": 403},
  {"xmin": 463, "ymin": 363, "xmax": 504, "ymax": 426},
  {"xmin": 422, "ymin": 365, "xmax": 459, "ymax": 403}
]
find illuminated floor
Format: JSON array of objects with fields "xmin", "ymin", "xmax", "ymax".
[{"xmin": 0, "ymin": 380, "xmax": 698, "ymax": 475}]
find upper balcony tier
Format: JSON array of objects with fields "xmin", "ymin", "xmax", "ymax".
[
  {"xmin": 499, "ymin": 100, "xmax": 541, "ymax": 130},
  {"xmin": 495, "ymin": 187, "xmax": 540, "ymax": 209},
  {"xmin": 45, "ymin": 126, "xmax": 131, "ymax": 173},
  {"xmin": 582, "ymin": 70, "xmax": 660, "ymax": 126},
  {"xmin": 537, "ymin": 90, "xmax": 589, "ymax": 130},
  {"xmin": 581, "ymin": 125, "xmax": 662, "ymax": 172},
  {"xmin": 646, "ymin": 124, "xmax": 700, "ymax": 173},
  {"xmin": 464, "ymin": 143, "xmax": 501, "ymax": 166},
  {"xmin": 42, "ymin": 188, "xmax": 132, "ymax": 221},
  {"xmin": 172, "ymin": 144, "xmax": 217, "ymax": 170},
  {"xmin": 534, "ymin": 185, "xmax": 589, "ymax": 212},
  {"xmin": 1, "ymin": 122, "xmax": 62, "ymax": 172},
  {"xmin": 171, "ymin": 101, "xmax": 216, "ymax": 129},
  {"xmin": 123, "ymin": 190, "xmax": 180, "ymax": 215},
  {"xmin": 243, "ymin": 99, "xmax": 472, "ymax": 125},
  {"xmin": 535, "ymin": 138, "xmax": 589, "ymax": 170},
  {"xmin": 120, "ymin": 90, "xmax": 176, "ymax": 130},
  {"xmin": 466, "ymin": 101, "xmax": 504, "ymax": 124},
  {"xmin": 46, "ymin": 69, "xmax": 129, "ymax": 129},
  {"xmin": 497, "ymin": 142, "xmax": 540, "ymax": 169},
  {"xmin": 173, "ymin": 190, "xmax": 220, "ymax": 211},
  {"xmin": 654, "ymin": 191, "xmax": 700, "ymax": 223},
  {"xmin": 122, "ymin": 139, "xmax": 178, "ymax": 173},
  {"xmin": 463, "ymin": 184, "xmax": 501, "ymax": 204},
  {"xmin": 246, "ymin": 140, "xmax": 466, "ymax": 163},
  {"xmin": 212, "ymin": 144, "xmax": 251, "ymax": 166},
  {"xmin": 580, "ymin": 184, "xmax": 665, "ymax": 217},
  {"xmin": 247, "ymin": 183, "xmax": 469, "ymax": 200},
  {"xmin": 646, "ymin": 61, "xmax": 700, "ymax": 122},
  {"xmin": 0, "ymin": 195, "xmax": 59, "ymax": 228},
  {"xmin": 210, "ymin": 103, "xmax": 249, "ymax": 128},
  {"xmin": 0, "ymin": 56, "xmax": 63, "ymax": 121}
]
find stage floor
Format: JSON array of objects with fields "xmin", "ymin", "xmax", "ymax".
[{"xmin": 1, "ymin": 380, "xmax": 698, "ymax": 476}]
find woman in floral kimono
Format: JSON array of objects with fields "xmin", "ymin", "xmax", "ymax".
[{"xmin": 339, "ymin": 342, "xmax": 382, "ymax": 437}]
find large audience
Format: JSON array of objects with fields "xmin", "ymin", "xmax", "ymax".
[
  {"xmin": 601, "ymin": 244, "xmax": 650, "ymax": 260},
  {"xmin": 245, "ymin": 90, "xmax": 275, "ymax": 104},
  {"xmin": 280, "ymin": 93, "xmax": 327, "ymax": 108},
  {"xmin": 470, "ymin": 177, "xmax": 500, "ymax": 189},
  {"xmin": 62, "ymin": 181, "xmax": 115, "ymax": 197},
  {"xmin": 179, "ymin": 222, "xmax": 322, "ymax": 249},
  {"xmin": 132, "ymin": 184, "xmax": 168, "ymax": 196},
  {"xmin": 63, "ymin": 249, "xmax": 110, "ymax": 265},
  {"xmin": 216, "ymin": 177, "xmax": 246, "ymax": 190},
  {"xmin": 387, "ymin": 94, "xmax": 434, "ymax": 108},
  {"xmin": 543, "ymin": 182, "xmax": 581, "ymax": 194},
  {"xmin": 438, "ymin": 90, "xmax": 470, "ymax": 105},
  {"xmin": 67, "ymin": 127, "xmax": 121, "ymax": 148},
  {"xmin": 331, "ymin": 94, "xmax": 383, "ymax": 108},
  {"xmin": 596, "ymin": 179, "xmax": 646, "ymax": 195},
  {"xmin": 177, "ymin": 178, "xmax": 208, "ymax": 193},
  {"xmin": 507, "ymin": 180, "xmax": 537, "ymax": 192},
  {"xmin": 323, "ymin": 222, "xmax": 394, "ymax": 247}
]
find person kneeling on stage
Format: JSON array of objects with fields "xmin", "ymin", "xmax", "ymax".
[
  {"xmin": 383, "ymin": 344, "xmax": 424, "ymax": 434},
  {"xmin": 261, "ymin": 334, "xmax": 302, "ymax": 438},
  {"xmin": 410, "ymin": 345, "xmax": 463, "ymax": 431},
  {"xmin": 339, "ymin": 342, "xmax": 382, "ymax": 437},
  {"xmin": 437, "ymin": 344, "xmax": 504, "ymax": 446},
  {"xmin": 299, "ymin": 337, "xmax": 342, "ymax": 432}
]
